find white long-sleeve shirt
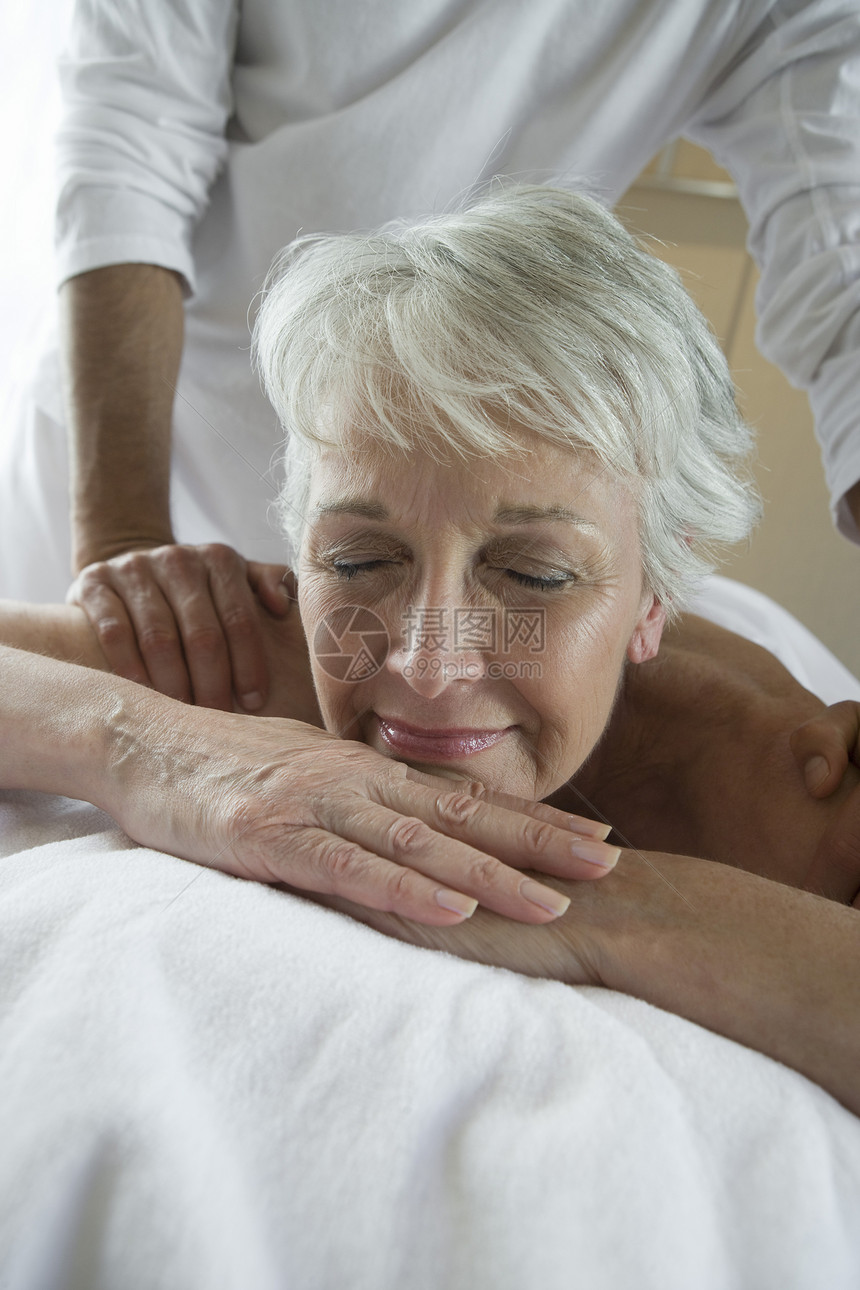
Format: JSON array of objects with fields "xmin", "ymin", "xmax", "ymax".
[{"xmin": 51, "ymin": 0, "xmax": 860, "ymax": 557}]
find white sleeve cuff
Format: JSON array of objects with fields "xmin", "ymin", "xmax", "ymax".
[{"xmin": 55, "ymin": 187, "xmax": 199, "ymax": 296}]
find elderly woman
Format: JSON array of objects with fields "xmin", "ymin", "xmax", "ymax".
[{"xmin": 1, "ymin": 187, "xmax": 859, "ymax": 1114}]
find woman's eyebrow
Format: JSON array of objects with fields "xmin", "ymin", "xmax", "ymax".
[
  {"xmin": 314, "ymin": 499, "xmax": 389, "ymax": 520},
  {"xmin": 493, "ymin": 504, "xmax": 598, "ymax": 530},
  {"xmin": 313, "ymin": 499, "xmax": 601, "ymax": 530}
]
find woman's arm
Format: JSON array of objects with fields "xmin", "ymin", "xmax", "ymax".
[
  {"xmin": 311, "ymin": 849, "xmax": 860, "ymax": 1117},
  {"xmin": 0, "ymin": 595, "xmax": 323, "ymax": 725},
  {"xmin": 0, "ymin": 643, "xmax": 116, "ymax": 801},
  {"xmin": 6, "ymin": 598, "xmax": 849, "ymax": 876},
  {"xmin": 305, "ymin": 614, "xmax": 860, "ymax": 1113},
  {"xmin": 0, "ymin": 612, "xmax": 615, "ymax": 925},
  {"xmin": 6, "ymin": 594, "xmax": 859, "ymax": 1111},
  {"xmin": 0, "ymin": 601, "xmax": 109, "ymax": 670},
  {"xmin": 588, "ymin": 851, "xmax": 860, "ymax": 1117}
]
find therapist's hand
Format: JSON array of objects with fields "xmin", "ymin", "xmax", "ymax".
[
  {"xmin": 791, "ymin": 700, "xmax": 860, "ymax": 797},
  {"xmin": 103, "ymin": 693, "xmax": 619, "ymax": 926},
  {"xmin": 791, "ymin": 701, "xmax": 860, "ymax": 904},
  {"xmin": 68, "ymin": 543, "xmax": 291, "ymax": 713}
]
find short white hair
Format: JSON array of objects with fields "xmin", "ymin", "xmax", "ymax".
[{"xmin": 253, "ymin": 183, "xmax": 759, "ymax": 612}]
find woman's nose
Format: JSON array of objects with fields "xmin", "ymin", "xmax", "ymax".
[{"xmin": 386, "ymin": 595, "xmax": 492, "ymax": 699}]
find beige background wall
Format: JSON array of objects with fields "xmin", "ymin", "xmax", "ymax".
[{"xmin": 618, "ymin": 142, "xmax": 859, "ymax": 679}]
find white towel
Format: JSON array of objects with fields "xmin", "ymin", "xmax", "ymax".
[
  {"xmin": 1, "ymin": 789, "xmax": 860, "ymax": 1290},
  {"xmin": 689, "ymin": 575, "xmax": 860, "ymax": 705}
]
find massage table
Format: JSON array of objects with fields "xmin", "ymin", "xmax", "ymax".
[{"xmin": 2, "ymin": 576, "xmax": 860, "ymax": 1289}]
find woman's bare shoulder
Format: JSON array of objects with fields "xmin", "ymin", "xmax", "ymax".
[{"xmin": 562, "ymin": 613, "xmax": 859, "ymax": 892}]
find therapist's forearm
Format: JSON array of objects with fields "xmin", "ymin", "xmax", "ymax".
[{"xmin": 59, "ymin": 263, "xmax": 184, "ymax": 573}]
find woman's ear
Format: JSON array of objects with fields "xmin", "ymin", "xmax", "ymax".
[{"xmin": 626, "ymin": 596, "xmax": 666, "ymax": 665}]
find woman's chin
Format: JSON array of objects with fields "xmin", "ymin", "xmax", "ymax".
[
  {"xmin": 400, "ymin": 759, "xmax": 472, "ymax": 783},
  {"xmin": 381, "ymin": 749, "xmax": 539, "ymax": 799}
]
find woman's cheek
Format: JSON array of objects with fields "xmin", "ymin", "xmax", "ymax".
[
  {"xmin": 298, "ymin": 578, "xmax": 390, "ymax": 735},
  {"xmin": 524, "ymin": 624, "xmax": 621, "ymax": 782}
]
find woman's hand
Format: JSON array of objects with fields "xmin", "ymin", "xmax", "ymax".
[
  {"xmin": 67, "ymin": 544, "xmax": 292, "ymax": 713},
  {"xmin": 310, "ymin": 868, "xmax": 604, "ymax": 983},
  {"xmin": 101, "ymin": 685, "xmax": 619, "ymax": 926}
]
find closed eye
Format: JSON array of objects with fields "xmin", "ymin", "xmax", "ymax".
[
  {"xmin": 505, "ymin": 569, "xmax": 575, "ymax": 591},
  {"xmin": 330, "ymin": 559, "xmax": 575, "ymax": 589},
  {"xmin": 332, "ymin": 559, "xmax": 393, "ymax": 581}
]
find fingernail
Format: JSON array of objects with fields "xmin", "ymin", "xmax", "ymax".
[
  {"xmin": 804, "ymin": 755, "xmax": 829, "ymax": 792},
  {"xmin": 570, "ymin": 818, "xmax": 612, "ymax": 840},
  {"xmin": 242, "ymin": 691, "xmax": 264, "ymax": 711},
  {"xmin": 571, "ymin": 839, "xmax": 621, "ymax": 869},
  {"xmin": 435, "ymin": 888, "xmax": 478, "ymax": 918},
  {"xmin": 520, "ymin": 878, "xmax": 571, "ymax": 917}
]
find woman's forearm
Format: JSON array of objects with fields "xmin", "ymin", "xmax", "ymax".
[
  {"xmin": 591, "ymin": 852, "xmax": 860, "ymax": 1117},
  {"xmin": 0, "ymin": 644, "xmax": 119, "ymax": 802},
  {"xmin": 0, "ymin": 597, "xmax": 322, "ymax": 724},
  {"xmin": 319, "ymin": 852, "xmax": 860, "ymax": 1117},
  {"xmin": 5, "ymin": 601, "xmax": 858, "ymax": 1111},
  {"xmin": 0, "ymin": 601, "xmax": 108, "ymax": 669},
  {"xmin": 308, "ymin": 881, "xmax": 598, "ymax": 982}
]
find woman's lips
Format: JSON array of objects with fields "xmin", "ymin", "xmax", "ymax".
[{"xmin": 375, "ymin": 716, "xmax": 514, "ymax": 760}]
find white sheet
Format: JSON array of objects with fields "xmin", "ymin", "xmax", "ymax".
[
  {"xmin": 2, "ymin": 579, "xmax": 860, "ymax": 1289},
  {"xmin": 689, "ymin": 575, "xmax": 860, "ymax": 705}
]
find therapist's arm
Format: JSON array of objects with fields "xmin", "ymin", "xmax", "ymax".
[
  {"xmin": 567, "ymin": 612, "xmax": 860, "ymax": 901},
  {"xmin": 60, "ymin": 264, "xmax": 284, "ymax": 712},
  {"xmin": 61, "ymin": 264, "xmax": 181, "ymax": 575},
  {"xmin": 790, "ymin": 700, "xmax": 860, "ymax": 901},
  {"xmin": 846, "ymin": 481, "xmax": 860, "ymax": 535}
]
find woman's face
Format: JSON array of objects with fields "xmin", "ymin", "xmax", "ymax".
[{"xmin": 297, "ymin": 433, "xmax": 665, "ymax": 800}]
